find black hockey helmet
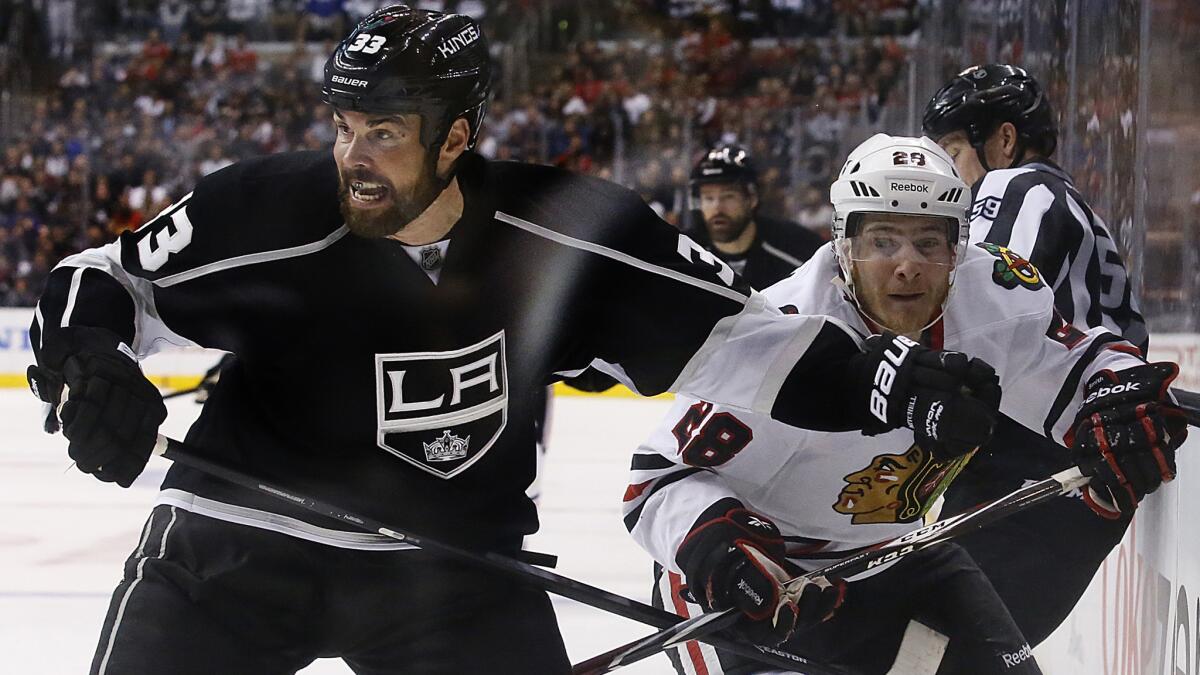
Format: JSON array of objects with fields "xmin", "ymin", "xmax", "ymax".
[
  {"xmin": 322, "ymin": 5, "xmax": 491, "ymax": 149},
  {"xmin": 922, "ymin": 64, "xmax": 1057, "ymax": 168},
  {"xmin": 689, "ymin": 145, "xmax": 758, "ymax": 196}
]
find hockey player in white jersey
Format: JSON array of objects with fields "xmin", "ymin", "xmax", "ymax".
[{"xmin": 624, "ymin": 134, "xmax": 1187, "ymax": 674}]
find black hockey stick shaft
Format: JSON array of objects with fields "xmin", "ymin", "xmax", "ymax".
[
  {"xmin": 1170, "ymin": 388, "xmax": 1200, "ymax": 427},
  {"xmin": 161, "ymin": 385, "xmax": 203, "ymax": 400},
  {"xmin": 150, "ymin": 436, "xmax": 848, "ymax": 675},
  {"xmin": 574, "ymin": 466, "xmax": 1089, "ymax": 674}
]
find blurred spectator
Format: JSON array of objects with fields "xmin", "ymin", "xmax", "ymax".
[
  {"xmin": 187, "ymin": 0, "xmax": 228, "ymax": 40},
  {"xmin": 301, "ymin": 0, "xmax": 346, "ymax": 41},
  {"xmin": 795, "ymin": 185, "xmax": 833, "ymax": 240},
  {"xmin": 198, "ymin": 143, "xmax": 235, "ymax": 177},
  {"xmin": 158, "ymin": 0, "xmax": 189, "ymax": 42},
  {"xmin": 226, "ymin": 33, "xmax": 260, "ymax": 75},
  {"xmin": 0, "ymin": 1, "xmax": 915, "ymax": 306}
]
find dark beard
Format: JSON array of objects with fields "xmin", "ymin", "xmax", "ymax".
[
  {"xmin": 708, "ymin": 212, "xmax": 753, "ymax": 243},
  {"xmin": 338, "ymin": 151, "xmax": 450, "ymax": 239}
]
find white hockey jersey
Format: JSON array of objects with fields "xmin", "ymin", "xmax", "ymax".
[{"xmin": 625, "ymin": 241, "xmax": 1144, "ymax": 577}]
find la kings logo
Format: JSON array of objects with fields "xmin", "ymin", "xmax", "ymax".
[{"xmin": 375, "ymin": 331, "xmax": 507, "ymax": 479}]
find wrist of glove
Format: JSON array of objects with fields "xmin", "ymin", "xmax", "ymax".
[
  {"xmin": 853, "ymin": 333, "xmax": 1002, "ymax": 461},
  {"xmin": 676, "ymin": 501, "xmax": 845, "ymax": 645},
  {"xmin": 27, "ymin": 327, "xmax": 166, "ymax": 488},
  {"xmin": 1068, "ymin": 362, "xmax": 1188, "ymax": 519}
]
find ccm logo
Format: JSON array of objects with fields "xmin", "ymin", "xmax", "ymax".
[
  {"xmin": 1084, "ymin": 381, "xmax": 1141, "ymax": 405},
  {"xmin": 890, "ymin": 182, "xmax": 930, "ymax": 193},
  {"xmin": 869, "ymin": 335, "xmax": 918, "ymax": 424},
  {"xmin": 332, "ymin": 75, "xmax": 368, "ymax": 87}
]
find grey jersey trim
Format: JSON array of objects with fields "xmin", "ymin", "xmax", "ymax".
[
  {"xmin": 494, "ymin": 210, "xmax": 747, "ymax": 303},
  {"xmin": 761, "ymin": 241, "xmax": 806, "ymax": 268},
  {"xmin": 156, "ymin": 489, "xmax": 419, "ymax": 551},
  {"xmin": 153, "ymin": 226, "xmax": 351, "ymax": 288}
]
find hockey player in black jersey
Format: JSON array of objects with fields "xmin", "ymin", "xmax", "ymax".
[
  {"xmin": 924, "ymin": 64, "xmax": 1154, "ymax": 646},
  {"xmin": 686, "ymin": 144, "xmax": 825, "ymax": 290},
  {"xmin": 23, "ymin": 7, "xmax": 1004, "ymax": 675}
]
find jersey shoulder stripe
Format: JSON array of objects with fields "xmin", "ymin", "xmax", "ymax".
[
  {"xmin": 761, "ymin": 241, "xmax": 806, "ymax": 268},
  {"xmin": 495, "ymin": 210, "xmax": 747, "ymax": 303}
]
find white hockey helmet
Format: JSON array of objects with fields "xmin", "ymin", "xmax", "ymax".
[{"xmin": 830, "ymin": 134, "xmax": 971, "ymax": 325}]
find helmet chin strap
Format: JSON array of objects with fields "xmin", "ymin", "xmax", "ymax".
[{"xmin": 971, "ymin": 135, "xmax": 1028, "ymax": 173}]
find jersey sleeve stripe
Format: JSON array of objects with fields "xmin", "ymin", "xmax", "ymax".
[
  {"xmin": 760, "ymin": 241, "xmax": 805, "ymax": 268},
  {"xmin": 631, "ymin": 453, "xmax": 679, "ymax": 471},
  {"xmin": 622, "ymin": 467, "xmax": 704, "ymax": 533},
  {"xmin": 153, "ymin": 226, "xmax": 350, "ymax": 288},
  {"xmin": 61, "ymin": 266, "xmax": 85, "ymax": 327},
  {"xmin": 1042, "ymin": 333, "xmax": 1126, "ymax": 439},
  {"xmin": 494, "ymin": 210, "xmax": 748, "ymax": 303}
]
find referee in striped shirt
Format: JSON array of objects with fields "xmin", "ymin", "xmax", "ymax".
[{"xmin": 923, "ymin": 63, "xmax": 1148, "ymax": 647}]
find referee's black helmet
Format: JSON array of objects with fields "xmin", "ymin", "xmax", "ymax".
[
  {"xmin": 322, "ymin": 5, "xmax": 491, "ymax": 149},
  {"xmin": 922, "ymin": 64, "xmax": 1057, "ymax": 160}
]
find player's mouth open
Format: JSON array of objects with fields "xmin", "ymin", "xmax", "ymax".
[{"xmin": 350, "ymin": 181, "xmax": 390, "ymax": 206}]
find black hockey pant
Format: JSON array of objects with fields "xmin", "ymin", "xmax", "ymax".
[
  {"xmin": 89, "ymin": 505, "xmax": 571, "ymax": 674},
  {"xmin": 651, "ymin": 542, "xmax": 1041, "ymax": 675}
]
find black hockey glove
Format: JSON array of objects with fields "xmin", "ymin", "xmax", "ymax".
[
  {"xmin": 27, "ymin": 327, "xmax": 166, "ymax": 488},
  {"xmin": 676, "ymin": 501, "xmax": 845, "ymax": 645},
  {"xmin": 854, "ymin": 332, "xmax": 1002, "ymax": 460},
  {"xmin": 1067, "ymin": 362, "xmax": 1187, "ymax": 519}
]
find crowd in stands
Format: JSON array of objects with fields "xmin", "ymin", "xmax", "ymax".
[{"xmin": 0, "ymin": 0, "xmax": 916, "ymax": 306}]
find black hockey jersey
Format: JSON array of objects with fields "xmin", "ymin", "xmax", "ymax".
[
  {"xmin": 683, "ymin": 213, "xmax": 824, "ymax": 290},
  {"xmin": 32, "ymin": 151, "xmax": 863, "ymax": 550}
]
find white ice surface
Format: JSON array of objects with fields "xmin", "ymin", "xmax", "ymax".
[{"xmin": 0, "ymin": 389, "xmax": 674, "ymax": 674}]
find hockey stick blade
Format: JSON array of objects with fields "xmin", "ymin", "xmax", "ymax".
[
  {"xmin": 576, "ymin": 466, "xmax": 1089, "ymax": 674},
  {"xmin": 150, "ymin": 436, "xmax": 843, "ymax": 675}
]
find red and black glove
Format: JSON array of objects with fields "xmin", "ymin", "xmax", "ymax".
[
  {"xmin": 1067, "ymin": 362, "xmax": 1188, "ymax": 519},
  {"xmin": 28, "ymin": 327, "xmax": 166, "ymax": 488},
  {"xmin": 855, "ymin": 332, "xmax": 1002, "ymax": 461},
  {"xmin": 676, "ymin": 500, "xmax": 845, "ymax": 645}
]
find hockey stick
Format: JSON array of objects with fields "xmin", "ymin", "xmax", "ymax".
[
  {"xmin": 572, "ymin": 466, "xmax": 1091, "ymax": 674},
  {"xmin": 149, "ymin": 435, "xmax": 851, "ymax": 675},
  {"xmin": 574, "ymin": 392, "xmax": 1200, "ymax": 674},
  {"xmin": 161, "ymin": 384, "xmax": 204, "ymax": 400}
]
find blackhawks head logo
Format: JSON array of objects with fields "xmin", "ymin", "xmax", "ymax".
[
  {"xmin": 977, "ymin": 242, "xmax": 1042, "ymax": 290},
  {"xmin": 833, "ymin": 444, "xmax": 975, "ymax": 524}
]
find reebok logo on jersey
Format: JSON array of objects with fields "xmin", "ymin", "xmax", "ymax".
[
  {"xmin": 375, "ymin": 331, "xmax": 508, "ymax": 479},
  {"xmin": 331, "ymin": 75, "xmax": 369, "ymax": 88},
  {"xmin": 1001, "ymin": 643, "xmax": 1033, "ymax": 668},
  {"xmin": 1084, "ymin": 382, "xmax": 1141, "ymax": 405}
]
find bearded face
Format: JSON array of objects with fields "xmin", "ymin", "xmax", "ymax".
[{"xmin": 332, "ymin": 109, "xmax": 451, "ymax": 239}]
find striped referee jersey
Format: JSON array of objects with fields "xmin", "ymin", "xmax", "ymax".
[{"xmin": 967, "ymin": 159, "xmax": 1148, "ymax": 352}]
